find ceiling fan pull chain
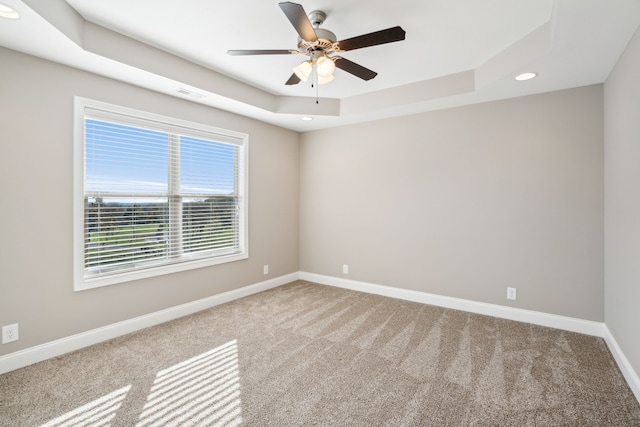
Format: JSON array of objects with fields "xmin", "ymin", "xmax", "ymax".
[{"xmin": 309, "ymin": 65, "xmax": 317, "ymax": 100}]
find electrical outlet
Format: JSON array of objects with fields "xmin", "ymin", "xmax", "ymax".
[
  {"xmin": 507, "ymin": 287, "xmax": 517, "ymax": 301},
  {"xmin": 343, "ymin": 264, "xmax": 349, "ymax": 274},
  {"xmin": 263, "ymin": 265, "xmax": 269, "ymax": 275},
  {"xmin": 2, "ymin": 323, "xmax": 19, "ymax": 344}
]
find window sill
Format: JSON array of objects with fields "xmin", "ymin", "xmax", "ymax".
[{"xmin": 74, "ymin": 251, "xmax": 248, "ymax": 291}]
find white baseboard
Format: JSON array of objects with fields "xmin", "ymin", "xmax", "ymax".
[
  {"xmin": 299, "ymin": 272, "xmax": 640, "ymax": 403},
  {"xmin": 603, "ymin": 325, "xmax": 640, "ymax": 403},
  {"xmin": 4, "ymin": 270, "xmax": 638, "ymax": 406},
  {"xmin": 0, "ymin": 272, "xmax": 298, "ymax": 375},
  {"xmin": 299, "ymin": 272, "xmax": 605, "ymax": 337}
]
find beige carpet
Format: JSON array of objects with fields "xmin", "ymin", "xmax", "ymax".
[{"xmin": 1, "ymin": 280, "xmax": 639, "ymax": 426}]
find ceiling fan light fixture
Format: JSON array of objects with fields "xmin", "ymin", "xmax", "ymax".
[
  {"xmin": 228, "ymin": 3, "xmax": 406, "ymax": 87},
  {"xmin": 316, "ymin": 56, "xmax": 336, "ymax": 78},
  {"xmin": 293, "ymin": 61, "xmax": 313, "ymax": 82}
]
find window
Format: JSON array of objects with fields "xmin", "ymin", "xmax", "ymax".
[{"xmin": 74, "ymin": 98, "xmax": 248, "ymax": 290}]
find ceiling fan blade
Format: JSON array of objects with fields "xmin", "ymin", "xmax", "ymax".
[
  {"xmin": 279, "ymin": 2, "xmax": 318, "ymax": 42},
  {"xmin": 334, "ymin": 57, "xmax": 378, "ymax": 81},
  {"xmin": 227, "ymin": 49, "xmax": 296, "ymax": 55},
  {"xmin": 285, "ymin": 73, "xmax": 301, "ymax": 85},
  {"xmin": 337, "ymin": 26, "xmax": 406, "ymax": 51}
]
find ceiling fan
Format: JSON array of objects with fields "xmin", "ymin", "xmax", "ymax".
[{"xmin": 227, "ymin": 2, "xmax": 406, "ymax": 86}]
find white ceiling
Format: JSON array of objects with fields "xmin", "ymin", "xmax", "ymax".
[{"xmin": 1, "ymin": 0, "xmax": 640, "ymax": 131}]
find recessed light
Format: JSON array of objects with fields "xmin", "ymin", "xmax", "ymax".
[
  {"xmin": 0, "ymin": 3, "xmax": 20, "ymax": 19},
  {"xmin": 301, "ymin": 116, "xmax": 313, "ymax": 121},
  {"xmin": 515, "ymin": 72, "xmax": 538, "ymax": 81}
]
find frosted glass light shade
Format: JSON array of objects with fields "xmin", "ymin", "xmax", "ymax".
[
  {"xmin": 316, "ymin": 56, "xmax": 335, "ymax": 78},
  {"xmin": 293, "ymin": 61, "xmax": 313, "ymax": 82},
  {"xmin": 318, "ymin": 75, "xmax": 334, "ymax": 85}
]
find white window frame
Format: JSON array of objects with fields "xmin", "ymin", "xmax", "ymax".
[{"xmin": 73, "ymin": 97, "xmax": 249, "ymax": 291}]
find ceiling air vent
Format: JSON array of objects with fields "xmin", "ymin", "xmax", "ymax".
[{"xmin": 177, "ymin": 88, "xmax": 206, "ymax": 98}]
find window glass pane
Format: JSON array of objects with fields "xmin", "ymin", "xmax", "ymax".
[
  {"xmin": 85, "ymin": 197, "xmax": 169, "ymax": 271},
  {"xmin": 180, "ymin": 136, "xmax": 236, "ymax": 195},
  {"xmin": 85, "ymin": 119, "xmax": 169, "ymax": 194},
  {"xmin": 76, "ymin": 98, "xmax": 248, "ymax": 290},
  {"xmin": 182, "ymin": 197, "xmax": 238, "ymax": 254}
]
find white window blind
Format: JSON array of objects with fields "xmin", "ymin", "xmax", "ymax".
[{"xmin": 74, "ymin": 98, "xmax": 248, "ymax": 290}]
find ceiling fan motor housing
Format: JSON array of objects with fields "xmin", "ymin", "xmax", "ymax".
[
  {"xmin": 313, "ymin": 28, "xmax": 337, "ymax": 43},
  {"xmin": 298, "ymin": 29, "xmax": 337, "ymax": 54}
]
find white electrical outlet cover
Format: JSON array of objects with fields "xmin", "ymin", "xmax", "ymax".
[{"xmin": 2, "ymin": 324, "xmax": 19, "ymax": 344}]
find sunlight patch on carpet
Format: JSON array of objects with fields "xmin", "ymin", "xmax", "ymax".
[
  {"xmin": 136, "ymin": 340, "xmax": 242, "ymax": 427},
  {"xmin": 40, "ymin": 385, "xmax": 131, "ymax": 427}
]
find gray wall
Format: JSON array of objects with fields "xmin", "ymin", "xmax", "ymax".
[
  {"xmin": 1, "ymin": 42, "xmax": 625, "ymax": 363},
  {"xmin": 604, "ymin": 28, "xmax": 640, "ymax": 379},
  {"xmin": 300, "ymin": 85, "xmax": 604, "ymax": 321},
  {"xmin": 0, "ymin": 47, "xmax": 300, "ymax": 356}
]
